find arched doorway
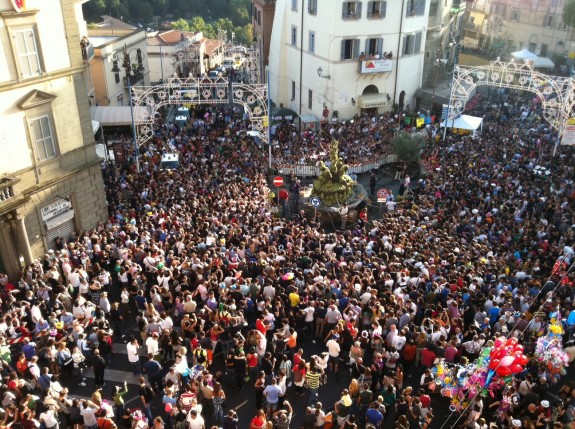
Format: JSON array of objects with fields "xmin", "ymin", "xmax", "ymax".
[
  {"xmin": 399, "ymin": 91, "xmax": 406, "ymax": 111},
  {"xmin": 363, "ymin": 85, "xmax": 379, "ymax": 95}
]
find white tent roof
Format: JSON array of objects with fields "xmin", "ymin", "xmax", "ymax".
[
  {"xmin": 90, "ymin": 106, "xmax": 152, "ymax": 126},
  {"xmin": 511, "ymin": 48, "xmax": 537, "ymax": 60},
  {"xmin": 440, "ymin": 114, "xmax": 483, "ymax": 131},
  {"xmin": 92, "ymin": 120, "xmax": 100, "ymax": 134},
  {"xmin": 527, "ymin": 56, "xmax": 555, "ymax": 69}
]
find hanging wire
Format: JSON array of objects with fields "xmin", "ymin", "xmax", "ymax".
[{"xmin": 436, "ymin": 249, "xmax": 575, "ymax": 429}]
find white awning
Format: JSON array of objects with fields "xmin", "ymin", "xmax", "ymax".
[
  {"xmin": 440, "ymin": 114, "xmax": 483, "ymax": 131},
  {"xmin": 45, "ymin": 210, "xmax": 75, "ymax": 230},
  {"xmin": 92, "ymin": 120, "xmax": 100, "ymax": 134},
  {"xmin": 358, "ymin": 93, "xmax": 389, "ymax": 109},
  {"xmin": 511, "ymin": 48, "xmax": 537, "ymax": 60},
  {"xmin": 90, "ymin": 106, "xmax": 152, "ymax": 126}
]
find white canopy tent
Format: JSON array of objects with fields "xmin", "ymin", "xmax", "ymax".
[
  {"xmin": 440, "ymin": 114, "xmax": 483, "ymax": 136},
  {"xmin": 90, "ymin": 106, "xmax": 152, "ymax": 126},
  {"xmin": 527, "ymin": 56, "xmax": 555, "ymax": 70},
  {"xmin": 511, "ymin": 48, "xmax": 537, "ymax": 60}
]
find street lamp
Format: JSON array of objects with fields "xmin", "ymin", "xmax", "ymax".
[
  {"xmin": 111, "ymin": 45, "xmax": 145, "ymax": 173},
  {"xmin": 317, "ymin": 67, "xmax": 330, "ymax": 79}
]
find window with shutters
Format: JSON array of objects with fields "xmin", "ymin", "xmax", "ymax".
[
  {"xmin": 365, "ymin": 38, "xmax": 384, "ymax": 56},
  {"xmin": 13, "ymin": 28, "xmax": 42, "ymax": 79},
  {"xmin": 309, "ymin": 31, "xmax": 316, "ymax": 53},
  {"xmin": 367, "ymin": 1, "xmax": 386, "ymax": 18},
  {"xmin": 308, "ymin": 89, "xmax": 313, "ymax": 109},
  {"xmin": 540, "ymin": 44, "xmax": 548, "ymax": 57},
  {"xmin": 511, "ymin": 10, "xmax": 519, "ymax": 22},
  {"xmin": 308, "ymin": 0, "xmax": 317, "ymax": 15},
  {"xmin": 31, "ymin": 115, "xmax": 57, "ymax": 161},
  {"xmin": 291, "ymin": 26, "xmax": 298, "ymax": 47},
  {"xmin": 342, "ymin": 1, "xmax": 362, "ymax": 19},
  {"xmin": 402, "ymin": 32, "xmax": 422, "ymax": 56},
  {"xmin": 544, "ymin": 15, "xmax": 554, "ymax": 28},
  {"xmin": 340, "ymin": 38, "xmax": 360, "ymax": 60},
  {"xmin": 406, "ymin": 0, "xmax": 426, "ymax": 17},
  {"xmin": 292, "ymin": 0, "xmax": 297, "ymax": 11}
]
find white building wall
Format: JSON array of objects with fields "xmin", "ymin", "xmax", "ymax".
[{"xmin": 270, "ymin": 0, "xmax": 428, "ymax": 120}]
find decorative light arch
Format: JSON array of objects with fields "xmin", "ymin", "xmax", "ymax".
[
  {"xmin": 446, "ymin": 59, "xmax": 575, "ymax": 138},
  {"xmin": 131, "ymin": 75, "xmax": 268, "ymax": 146}
]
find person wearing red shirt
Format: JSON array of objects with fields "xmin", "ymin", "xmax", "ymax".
[
  {"xmin": 255, "ymin": 316, "xmax": 267, "ymax": 336},
  {"xmin": 402, "ymin": 339, "xmax": 417, "ymax": 371},
  {"xmin": 250, "ymin": 409, "xmax": 267, "ymax": 429},
  {"xmin": 421, "ymin": 346, "xmax": 436, "ymax": 369}
]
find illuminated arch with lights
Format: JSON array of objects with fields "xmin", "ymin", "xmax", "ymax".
[
  {"xmin": 131, "ymin": 75, "xmax": 268, "ymax": 146},
  {"xmin": 446, "ymin": 59, "xmax": 575, "ymax": 139}
]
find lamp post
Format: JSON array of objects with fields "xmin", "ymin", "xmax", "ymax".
[{"xmin": 111, "ymin": 45, "xmax": 145, "ymax": 173}]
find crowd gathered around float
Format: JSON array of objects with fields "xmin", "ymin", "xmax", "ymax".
[{"xmin": 0, "ymin": 88, "xmax": 574, "ymax": 429}]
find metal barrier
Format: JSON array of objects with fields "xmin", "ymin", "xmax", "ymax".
[{"xmin": 275, "ymin": 154, "xmax": 398, "ymax": 177}]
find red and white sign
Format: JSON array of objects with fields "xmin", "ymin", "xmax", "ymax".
[
  {"xmin": 10, "ymin": 0, "xmax": 25, "ymax": 13},
  {"xmin": 272, "ymin": 176, "xmax": 284, "ymax": 187},
  {"xmin": 377, "ymin": 188, "xmax": 390, "ymax": 203}
]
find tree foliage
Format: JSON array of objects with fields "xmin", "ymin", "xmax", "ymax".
[
  {"xmin": 83, "ymin": 0, "xmax": 254, "ymax": 46},
  {"xmin": 391, "ymin": 132, "xmax": 425, "ymax": 164},
  {"xmin": 564, "ymin": 0, "xmax": 575, "ymax": 28}
]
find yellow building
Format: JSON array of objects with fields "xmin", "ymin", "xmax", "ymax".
[{"xmin": 0, "ymin": 0, "xmax": 107, "ymax": 278}]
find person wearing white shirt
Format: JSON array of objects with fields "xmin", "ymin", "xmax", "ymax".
[
  {"xmin": 79, "ymin": 401, "xmax": 100, "ymax": 428},
  {"xmin": 127, "ymin": 337, "xmax": 142, "ymax": 375},
  {"xmin": 146, "ymin": 333, "xmax": 159, "ymax": 356},
  {"xmin": 187, "ymin": 409, "xmax": 205, "ymax": 429},
  {"xmin": 326, "ymin": 335, "xmax": 341, "ymax": 373},
  {"xmin": 40, "ymin": 405, "xmax": 60, "ymax": 429}
]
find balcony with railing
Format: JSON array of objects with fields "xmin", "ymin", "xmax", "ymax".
[{"xmin": 0, "ymin": 177, "xmax": 18, "ymax": 207}]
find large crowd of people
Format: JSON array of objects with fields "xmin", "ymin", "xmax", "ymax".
[{"xmin": 0, "ymin": 89, "xmax": 573, "ymax": 429}]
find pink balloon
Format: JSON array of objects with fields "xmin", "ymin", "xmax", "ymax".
[
  {"xmin": 494, "ymin": 337, "xmax": 505, "ymax": 348},
  {"xmin": 500, "ymin": 356, "xmax": 515, "ymax": 367}
]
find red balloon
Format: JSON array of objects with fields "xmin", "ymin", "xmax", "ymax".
[
  {"xmin": 506, "ymin": 338, "xmax": 518, "ymax": 347},
  {"xmin": 503, "ymin": 346, "xmax": 515, "ymax": 355},
  {"xmin": 491, "ymin": 349, "xmax": 503, "ymax": 360},
  {"xmin": 496, "ymin": 366, "xmax": 513, "ymax": 377},
  {"xmin": 513, "ymin": 351, "xmax": 523, "ymax": 358},
  {"xmin": 514, "ymin": 345, "xmax": 524, "ymax": 353},
  {"xmin": 515, "ymin": 355, "xmax": 529, "ymax": 366},
  {"xmin": 509, "ymin": 364, "xmax": 524, "ymax": 374},
  {"xmin": 489, "ymin": 359, "xmax": 501, "ymax": 370}
]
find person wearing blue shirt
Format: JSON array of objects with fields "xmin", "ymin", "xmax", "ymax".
[
  {"xmin": 263, "ymin": 377, "xmax": 282, "ymax": 417},
  {"xmin": 365, "ymin": 402, "xmax": 384, "ymax": 427},
  {"xmin": 488, "ymin": 303, "xmax": 500, "ymax": 326}
]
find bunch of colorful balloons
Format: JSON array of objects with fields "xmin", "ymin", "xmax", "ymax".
[
  {"xmin": 487, "ymin": 336, "xmax": 529, "ymax": 379},
  {"xmin": 536, "ymin": 320, "xmax": 569, "ymax": 378}
]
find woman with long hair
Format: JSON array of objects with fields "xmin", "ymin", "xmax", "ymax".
[{"xmin": 212, "ymin": 381, "xmax": 226, "ymax": 424}]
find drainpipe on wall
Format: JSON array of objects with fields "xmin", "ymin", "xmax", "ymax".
[{"xmin": 393, "ymin": 0, "xmax": 405, "ymax": 107}]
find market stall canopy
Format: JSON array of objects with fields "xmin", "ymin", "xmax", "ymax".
[
  {"xmin": 511, "ymin": 48, "xmax": 537, "ymax": 60},
  {"xmin": 440, "ymin": 114, "xmax": 483, "ymax": 131},
  {"xmin": 527, "ymin": 56, "xmax": 555, "ymax": 70},
  {"xmin": 90, "ymin": 106, "xmax": 152, "ymax": 126}
]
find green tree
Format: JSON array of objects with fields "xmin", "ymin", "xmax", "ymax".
[
  {"xmin": 214, "ymin": 18, "xmax": 234, "ymax": 36},
  {"xmin": 234, "ymin": 23, "xmax": 254, "ymax": 46},
  {"xmin": 564, "ymin": 0, "xmax": 575, "ymax": 27},
  {"xmin": 391, "ymin": 132, "xmax": 425, "ymax": 165},
  {"xmin": 170, "ymin": 18, "xmax": 190, "ymax": 31},
  {"xmin": 230, "ymin": 0, "xmax": 250, "ymax": 25},
  {"xmin": 189, "ymin": 16, "xmax": 215, "ymax": 38}
]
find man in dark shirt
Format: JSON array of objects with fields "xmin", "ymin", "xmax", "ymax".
[
  {"xmin": 143, "ymin": 353, "xmax": 163, "ymax": 393},
  {"xmin": 300, "ymin": 407, "xmax": 316, "ymax": 429},
  {"xmin": 90, "ymin": 349, "xmax": 107, "ymax": 388}
]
